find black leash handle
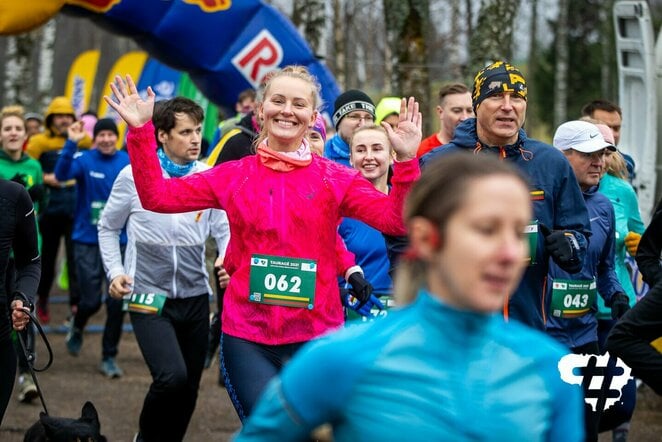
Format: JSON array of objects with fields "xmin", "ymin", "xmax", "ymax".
[{"xmin": 15, "ymin": 309, "xmax": 54, "ymax": 416}]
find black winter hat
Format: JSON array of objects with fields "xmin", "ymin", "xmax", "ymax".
[
  {"xmin": 93, "ymin": 118, "xmax": 119, "ymax": 139},
  {"xmin": 332, "ymin": 90, "xmax": 375, "ymax": 129}
]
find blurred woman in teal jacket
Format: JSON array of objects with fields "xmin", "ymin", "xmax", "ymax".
[{"xmin": 235, "ymin": 154, "xmax": 585, "ymax": 442}]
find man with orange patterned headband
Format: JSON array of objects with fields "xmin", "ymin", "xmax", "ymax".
[{"xmin": 421, "ymin": 61, "xmax": 591, "ymax": 331}]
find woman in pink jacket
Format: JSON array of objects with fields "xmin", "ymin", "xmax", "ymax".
[{"xmin": 105, "ymin": 66, "xmax": 421, "ymax": 421}]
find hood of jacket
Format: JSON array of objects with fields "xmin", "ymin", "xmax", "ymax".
[
  {"xmin": 0, "ymin": 149, "xmax": 31, "ymax": 163},
  {"xmin": 323, "ymin": 134, "xmax": 351, "ymax": 167},
  {"xmin": 44, "ymin": 96, "xmax": 75, "ymax": 136}
]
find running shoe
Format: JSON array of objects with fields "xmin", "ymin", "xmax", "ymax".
[
  {"xmin": 65, "ymin": 325, "xmax": 83, "ymax": 356},
  {"xmin": 17, "ymin": 374, "xmax": 38, "ymax": 403},
  {"xmin": 99, "ymin": 357, "xmax": 123, "ymax": 379}
]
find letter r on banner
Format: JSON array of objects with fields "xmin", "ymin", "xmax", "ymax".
[{"xmin": 232, "ymin": 30, "xmax": 284, "ymax": 88}]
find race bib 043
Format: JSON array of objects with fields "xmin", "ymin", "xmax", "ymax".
[{"xmin": 550, "ymin": 279, "xmax": 597, "ymax": 318}]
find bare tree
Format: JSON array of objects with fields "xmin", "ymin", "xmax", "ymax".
[
  {"xmin": 465, "ymin": 0, "xmax": 474, "ymax": 37},
  {"xmin": 526, "ymin": 0, "xmax": 539, "ymax": 132},
  {"xmin": 448, "ymin": 0, "xmax": 463, "ymax": 79},
  {"xmin": 331, "ymin": 0, "xmax": 346, "ymax": 88},
  {"xmin": 383, "ymin": 0, "xmax": 432, "ymax": 133},
  {"xmin": 468, "ymin": 0, "xmax": 520, "ymax": 75},
  {"xmin": 36, "ymin": 20, "xmax": 57, "ymax": 110},
  {"xmin": 3, "ymin": 31, "xmax": 38, "ymax": 106},
  {"xmin": 554, "ymin": 0, "xmax": 569, "ymax": 126},
  {"xmin": 292, "ymin": 0, "xmax": 327, "ymax": 55},
  {"xmin": 599, "ymin": 0, "xmax": 615, "ymax": 99}
]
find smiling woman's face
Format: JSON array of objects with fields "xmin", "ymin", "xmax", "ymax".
[
  {"xmin": 259, "ymin": 76, "xmax": 316, "ymax": 152},
  {"xmin": 350, "ymin": 128, "xmax": 391, "ymax": 185}
]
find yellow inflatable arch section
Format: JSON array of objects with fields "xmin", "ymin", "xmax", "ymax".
[{"xmin": 0, "ymin": 0, "xmax": 66, "ymax": 35}]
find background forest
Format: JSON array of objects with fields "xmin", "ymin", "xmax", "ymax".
[{"xmin": 2, "ymin": 0, "xmax": 662, "ymax": 139}]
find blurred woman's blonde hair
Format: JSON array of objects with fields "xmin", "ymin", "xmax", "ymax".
[{"xmin": 605, "ymin": 151, "xmax": 629, "ymax": 180}]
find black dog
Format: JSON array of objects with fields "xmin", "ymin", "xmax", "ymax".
[{"xmin": 24, "ymin": 401, "xmax": 107, "ymax": 442}]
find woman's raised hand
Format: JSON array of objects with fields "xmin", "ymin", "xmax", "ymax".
[
  {"xmin": 382, "ymin": 97, "xmax": 422, "ymax": 162},
  {"xmin": 104, "ymin": 74, "xmax": 155, "ymax": 128}
]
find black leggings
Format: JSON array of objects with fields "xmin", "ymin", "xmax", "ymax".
[
  {"xmin": 130, "ymin": 294, "xmax": 209, "ymax": 442},
  {"xmin": 572, "ymin": 341, "xmax": 603, "ymax": 442},
  {"xmin": 37, "ymin": 212, "xmax": 79, "ymax": 307},
  {"xmin": 221, "ymin": 333, "xmax": 305, "ymax": 422}
]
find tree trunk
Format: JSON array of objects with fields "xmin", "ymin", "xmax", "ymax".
[
  {"xmin": 332, "ymin": 0, "xmax": 346, "ymax": 89},
  {"xmin": 3, "ymin": 32, "xmax": 38, "ymax": 107},
  {"xmin": 465, "ymin": 0, "xmax": 473, "ymax": 38},
  {"xmin": 448, "ymin": 0, "xmax": 463, "ymax": 80},
  {"xmin": 526, "ymin": 0, "xmax": 539, "ymax": 133},
  {"xmin": 468, "ymin": 0, "xmax": 520, "ymax": 76},
  {"xmin": 554, "ymin": 0, "xmax": 569, "ymax": 127},
  {"xmin": 600, "ymin": 0, "xmax": 615, "ymax": 99},
  {"xmin": 383, "ymin": 0, "xmax": 432, "ymax": 134},
  {"xmin": 343, "ymin": 0, "xmax": 358, "ymax": 89},
  {"xmin": 36, "ymin": 20, "xmax": 57, "ymax": 111}
]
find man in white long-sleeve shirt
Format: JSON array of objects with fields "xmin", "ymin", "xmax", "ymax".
[{"xmin": 97, "ymin": 97, "xmax": 230, "ymax": 442}]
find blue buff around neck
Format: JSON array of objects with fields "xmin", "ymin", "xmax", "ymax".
[{"xmin": 157, "ymin": 147, "xmax": 194, "ymax": 177}]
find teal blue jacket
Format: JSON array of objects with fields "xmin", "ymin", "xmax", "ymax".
[
  {"xmin": 597, "ymin": 174, "xmax": 645, "ymax": 319},
  {"xmin": 236, "ymin": 290, "xmax": 585, "ymax": 441}
]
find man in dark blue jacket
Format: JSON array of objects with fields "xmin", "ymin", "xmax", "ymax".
[
  {"xmin": 421, "ymin": 61, "xmax": 590, "ymax": 330},
  {"xmin": 545, "ymin": 120, "xmax": 630, "ymax": 441},
  {"xmin": 55, "ymin": 118, "xmax": 129, "ymax": 378}
]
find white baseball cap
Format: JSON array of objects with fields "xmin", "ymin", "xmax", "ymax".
[{"xmin": 553, "ymin": 120, "xmax": 616, "ymax": 153}]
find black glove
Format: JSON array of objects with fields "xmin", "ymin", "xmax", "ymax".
[
  {"xmin": 347, "ymin": 271, "xmax": 374, "ymax": 308},
  {"xmin": 341, "ymin": 291, "xmax": 384, "ymax": 317},
  {"xmin": 539, "ymin": 223, "xmax": 582, "ymax": 273},
  {"xmin": 10, "ymin": 173, "xmax": 27, "ymax": 187},
  {"xmin": 609, "ymin": 292, "xmax": 630, "ymax": 320}
]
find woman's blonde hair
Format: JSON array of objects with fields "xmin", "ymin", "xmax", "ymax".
[
  {"xmin": 394, "ymin": 153, "xmax": 529, "ymax": 304},
  {"xmin": 253, "ymin": 66, "xmax": 321, "ymax": 149},
  {"xmin": 349, "ymin": 124, "xmax": 390, "ymax": 147},
  {"xmin": 605, "ymin": 151, "xmax": 629, "ymax": 180},
  {"xmin": 1, "ymin": 105, "xmax": 26, "ymax": 129}
]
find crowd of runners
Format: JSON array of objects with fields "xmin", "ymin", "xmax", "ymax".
[{"xmin": 0, "ymin": 59, "xmax": 660, "ymax": 441}]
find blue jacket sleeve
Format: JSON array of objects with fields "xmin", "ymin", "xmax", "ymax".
[
  {"xmin": 54, "ymin": 139, "xmax": 82, "ymax": 181},
  {"xmin": 236, "ymin": 326, "xmax": 373, "ymax": 441},
  {"xmin": 623, "ymin": 184, "xmax": 645, "ymax": 235},
  {"xmin": 553, "ymin": 161, "xmax": 590, "ymax": 270},
  {"xmin": 232, "ymin": 378, "xmax": 316, "ymax": 442},
  {"xmin": 597, "ymin": 205, "xmax": 625, "ymax": 303},
  {"xmin": 548, "ymin": 364, "xmax": 585, "ymax": 442}
]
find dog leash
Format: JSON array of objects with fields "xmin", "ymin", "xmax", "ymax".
[{"xmin": 15, "ymin": 309, "xmax": 54, "ymax": 416}]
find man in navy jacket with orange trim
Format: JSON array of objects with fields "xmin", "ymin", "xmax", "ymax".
[{"xmin": 421, "ymin": 61, "xmax": 590, "ymax": 330}]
